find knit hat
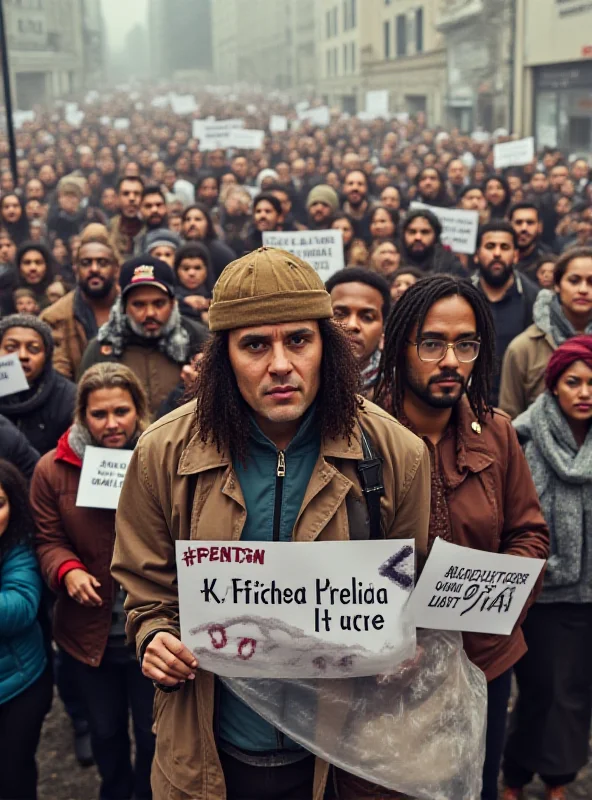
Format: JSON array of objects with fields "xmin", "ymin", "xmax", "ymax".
[
  {"xmin": 306, "ymin": 184, "xmax": 339, "ymax": 213},
  {"xmin": 145, "ymin": 228, "xmax": 183, "ymax": 253},
  {"xmin": 208, "ymin": 247, "xmax": 333, "ymax": 332},
  {"xmin": 57, "ymin": 176, "xmax": 85, "ymax": 199},
  {"xmin": 119, "ymin": 255, "xmax": 175, "ymax": 299},
  {"xmin": 545, "ymin": 335, "xmax": 592, "ymax": 391},
  {"xmin": 0, "ymin": 313, "xmax": 54, "ymax": 360}
]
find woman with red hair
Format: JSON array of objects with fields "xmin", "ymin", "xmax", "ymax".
[{"xmin": 502, "ymin": 335, "xmax": 592, "ymax": 800}]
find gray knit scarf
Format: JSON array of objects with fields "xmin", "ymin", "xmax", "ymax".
[
  {"xmin": 68, "ymin": 422, "xmax": 140, "ymax": 459},
  {"xmin": 533, "ymin": 289, "xmax": 592, "ymax": 344},
  {"xmin": 514, "ymin": 391, "xmax": 592, "ymax": 586},
  {"xmin": 97, "ymin": 296, "xmax": 190, "ymax": 363}
]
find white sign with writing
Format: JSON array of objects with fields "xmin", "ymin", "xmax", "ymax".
[
  {"xmin": 297, "ymin": 106, "xmax": 331, "ymax": 127},
  {"xmin": 493, "ymin": 136, "xmax": 535, "ymax": 169},
  {"xmin": 262, "ymin": 230, "xmax": 344, "ymax": 279},
  {"xmin": 76, "ymin": 447, "xmax": 133, "ymax": 510},
  {"xmin": 170, "ymin": 94, "xmax": 198, "ymax": 115},
  {"xmin": 270, "ymin": 115, "xmax": 288, "ymax": 133},
  {"xmin": 113, "ymin": 118, "xmax": 130, "ymax": 131},
  {"xmin": 192, "ymin": 118, "xmax": 245, "ymax": 149},
  {"xmin": 228, "ymin": 128, "xmax": 265, "ymax": 150},
  {"xmin": 176, "ymin": 540, "xmax": 416, "ymax": 678},
  {"xmin": 365, "ymin": 90, "xmax": 390, "ymax": 119},
  {"xmin": 409, "ymin": 538, "xmax": 545, "ymax": 635},
  {"xmin": 0, "ymin": 355, "xmax": 29, "ymax": 397},
  {"xmin": 410, "ymin": 201, "xmax": 479, "ymax": 255}
]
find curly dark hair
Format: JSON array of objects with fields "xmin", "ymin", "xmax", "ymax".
[
  {"xmin": 375, "ymin": 275, "xmax": 496, "ymax": 424},
  {"xmin": 0, "ymin": 459, "xmax": 35, "ymax": 559},
  {"xmin": 189, "ymin": 319, "xmax": 361, "ymax": 463}
]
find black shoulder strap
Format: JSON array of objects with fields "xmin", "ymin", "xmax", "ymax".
[{"xmin": 357, "ymin": 424, "xmax": 385, "ymax": 540}]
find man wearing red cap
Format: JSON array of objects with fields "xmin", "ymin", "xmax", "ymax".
[{"xmin": 80, "ymin": 255, "xmax": 208, "ymax": 415}]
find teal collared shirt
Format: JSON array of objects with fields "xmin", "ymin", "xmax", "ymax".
[{"xmin": 218, "ymin": 408, "xmax": 320, "ymax": 752}]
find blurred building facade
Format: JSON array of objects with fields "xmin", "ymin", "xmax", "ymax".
[
  {"xmin": 3, "ymin": 0, "xmax": 100, "ymax": 108},
  {"xmin": 148, "ymin": 0, "xmax": 213, "ymax": 81},
  {"xmin": 514, "ymin": 0, "xmax": 592, "ymax": 154}
]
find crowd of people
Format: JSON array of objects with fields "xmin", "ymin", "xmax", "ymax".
[{"xmin": 0, "ymin": 86, "xmax": 591, "ymax": 800}]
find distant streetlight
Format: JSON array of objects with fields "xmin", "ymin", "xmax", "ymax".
[{"xmin": 0, "ymin": 0, "xmax": 18, "ymax": 184}]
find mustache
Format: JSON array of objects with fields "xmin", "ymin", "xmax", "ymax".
[{"xmin": 429, "ymin": 370, "xmax": 464, "ymax": 386}]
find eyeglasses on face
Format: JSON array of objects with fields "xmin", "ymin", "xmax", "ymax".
[{"xmin": 408, "ymin": 338, "xmax": 481, "ymax": 363}]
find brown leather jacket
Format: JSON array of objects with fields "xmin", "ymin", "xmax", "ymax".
[
  {"xmin": 40, "ymin": 290, "xmax": 90, "ymax": 381},
  {"xmin": 401, "ymin": 399, "xmax": 549, "ymax": 681},
  {"xmin": 31, "ymin": 432, "xmax": 118, "ymax": 666},
  {"xmin": 112, "ymin": 398, "xmax": 430, "ymax": 800}
]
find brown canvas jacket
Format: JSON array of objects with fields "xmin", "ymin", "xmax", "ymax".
[
  {"xmin": 112, "ymin": 398, "xmax": 430, "ymax": 800},
  {"xmin": 40, "ymin": 290, "xmax": 89, "ymax": 380},
  {"xmin": 498, "ymin": 323, "xmax": 556, "ymax": 419}
]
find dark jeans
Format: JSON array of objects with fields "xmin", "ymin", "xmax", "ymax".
[
  {"xmin": 220, "ymin": 750, "xmax": 315, "ymax": 800},
  {"xmin": 0, "ymin": 665, "xmax": 53, "ymax": 800},
  {"xmin": 481, "ymin": 669, "xmax": 513, "ymax": 800},
  {"xmin": 64, "ymin": 650, "xmax": 155, "ymax": 800},
  {"xmin": 55, "ymin": 645, "xmax": 88, "ymax": 732}
]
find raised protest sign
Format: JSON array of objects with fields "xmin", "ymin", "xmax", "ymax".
[
  {"xmin": 365, "ymin": 90, "xmax": 389, "ymax": 119},
  {"xmin": 0, "ymin": 355, "xmax": 29, "ymax": 398},
  {"xmin": 113, "ymin": 118, "xmax": 130, "ymax": 131},
  {"xmin": 76, "ymin": 446, "xmax": 133, "ymax": 510},
  {"xmin": 176, "ymin": 540, "xmax": 416, "ymax": 678},
  {"xmin": 297, "ymin": 106, "xmax": 331, "ymax": 127},
  {"xmin": 493, "ymin": 136, "xmax": 535, "ymax": 169},
  {"xmin": 192, "ymin": 118, "xmax": 244, "ymax": 149},
  {"xmin": 410, "ymin": 201, "xmax": 479, "ymax": 255},
  {"xmin": 228, "ymin": 128, "xmax": 265, "ymax": 150},
  {"xmin": 262, "ymin": 230, "xmax": 344, "ymax": 279},
  {"xmin": 409, "ymin": 538, "xmax": 545, "ymax": 635},
  {"xmin": 170, "ymin": 94, "xmax": 198, "ymax": 115},
  {"xmin": 270, "ymin": 115, "xmax": 288, "ymax": 133}
]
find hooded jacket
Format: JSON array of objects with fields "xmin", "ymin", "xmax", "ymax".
[
  {"xmin": 112, "ymin": 398, "xmax": 431, "ymax": 800},
  {"xmin": 79, "ymin": 297, "xmax": 208, "ymax": 415}
]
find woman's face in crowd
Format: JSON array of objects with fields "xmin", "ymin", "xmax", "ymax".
[
  {"xmin": 536, "ymin": 261, "xmax": 556, "ymax": 289},
  {"xmin": 460, "ymin": 188, "xmax": 486, "ymax": 212},
  {"xmin": 0, "ymin": 484, "xmax": 10, "ymax": 538},
  {"xmin": 332, "ymin": 217, "xmax": 354, "ymax": 246},
  {"xmin": 554, "ymin": 360, "xmax": 592, "ymax": 425},
  {"xmin": 0, "ymin": 235, "xmax": 16, "ymax": 264},
  {"xmin": 370, "ymin": 208, "xmax": 395, "ymax": 240},
  {"xmin": 177, "ymin": 257, "xmax": 207, "ymax": 290},
  {"xmin": 380, "ymin": 186, "xmax": 401, "ymax": 210},
  {"xmin": 557, "ymin": 257, "xmax": 592, "ymax": 319},
  {"xmin": 485, "ymin": 179, "xmax": 506, "ymax": 206},
  {"xmin": 19, "ymin": 249, "xmax": 47, "ymax": 284},
  {"xmin": 1, "ymin": 196, "xmax": 21, "ymax": 223},
  {"xmin": 183, "ymin": 208, "xmax": 208, "ymax": 240},
  {"xmin": 85, "ymin": 387, "xmax": 138, "ymax": 448},
  {"xmin": 391, "ymin": 272, "xmax": 418, "ymax": 301},
  {"xmin": 0, "ymin": 326, "xmax": 46, "ymax": 383}
]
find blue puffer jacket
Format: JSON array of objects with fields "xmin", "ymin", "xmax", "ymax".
[{"xmin": 0, "ymin": 545, "xmax": 46, "ymax": 704}]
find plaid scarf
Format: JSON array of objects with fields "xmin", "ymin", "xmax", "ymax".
[{"xmin": 361, "ymin": 348, "xmax": 382, "ymax": 393}]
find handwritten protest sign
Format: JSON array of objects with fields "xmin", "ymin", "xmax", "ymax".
[
  {"xmin": 493, "ymin": 136, "xmax": 535, "ymax": 169},
  {"xmin": 297, "ymin": 106, "xmax": 331, "ymax": 127},
  {"xmin": 192, "ymin": 118, "xmax": 245, "ymax": 149},
  {"xmin": 76, "ymin": 446, "xmax": 133, "ymax": 510},
  {"xmin": 270, "ymin": 115, "xmax": 288, "ymax": 133},
  {"xmin": 410, "ymin": 201, "xmax": 479, "ymax": 255},
  {"xmin": 228, "ymin": 128, "xmax": 265, "ymax": 150},
  {"xmin": 262, "ymin": 230, "xmax": 344, "ymax": 279},
  {"xmin": 409, "ymin": 538, "xmax": 545, "ymax": 635},
  {"xmin": 176, "ymin": 540, "xmax": 416, "ymax": 678},
  {"xmin": 0, "ymin": 355, "xmax": 29, "ymax": 398},
  {"xmin": 169, "ymin": 94, "xmax": 198, "ymax": 115}
]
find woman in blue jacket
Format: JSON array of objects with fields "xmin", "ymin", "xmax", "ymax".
[{"xmin": 0, "ymin": 459, "xmax": 52, "ymax": 800}]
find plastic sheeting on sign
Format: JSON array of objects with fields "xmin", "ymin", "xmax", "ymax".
[{"xmin": 222, "ymin": 629, "xmax": 486, "ymax": 800}]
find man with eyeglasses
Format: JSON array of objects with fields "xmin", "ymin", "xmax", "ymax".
[{"xmin": 375, "ymin": 275, "xmax": 549, "ymax": 800}]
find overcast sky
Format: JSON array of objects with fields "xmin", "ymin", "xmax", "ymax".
[{"xmin": 101, "ymin": 0, "xmax": 148, "ymax": 51}]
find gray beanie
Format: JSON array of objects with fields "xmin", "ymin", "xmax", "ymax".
[
  {"xmin": 0, "ymin": 314, "xmax": 54, "ymax": 360},
  {"xmin": 145, "ymin": 228, "xmax": 183, "ymax": 253}
]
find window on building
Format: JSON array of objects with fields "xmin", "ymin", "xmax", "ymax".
[
  {"xmin": 384, "ymin": 20, "xmax": 391, "ymax": 59},
  {"xmin": 326, "ymin": 9, "xmax": 331, "ymax": 38},
  {"xmin": 351, "ymin": 0, "xmax": 356, "ymax": 27},
  {"xmin": 344, "ymin": 43, "xmax": 348, "ymax": 72},
  {"xmin": 334, "ymin": 47, "xmax": 339, "ymax": 75},
  {"xmin": 343, "ymin": 0, "xmax": 348, "ymax": 30},
  {"xmin": 333, "ymin": 6, "xmax": 339, "ymax": 37},
  {"xmin": 416, "ymin": 8, "xmax": 424, "ymax": 53},
  {"xmin": 351, "ymin": 42, "xmax": 356, "ymax": 72},
  {"xmin": 327, "ymin": 49, "xmax": 332, "ymax": 76},
  {"xmin": 396, "ymin": 14, "xmax": 407, "ymax": 57}
]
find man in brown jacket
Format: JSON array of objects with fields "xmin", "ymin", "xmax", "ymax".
[
  {"xmin": 112, "ymin": 247, "xmax": 431, "ymax": 800},
  {"xmin": 375, "ymin": 274, "xmax": 550, "ymax": 800}
]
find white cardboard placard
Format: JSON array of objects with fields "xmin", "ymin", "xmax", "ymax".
[
  {"xmin": 113, "ymin": 118, "xmax": 130, "ymax": 131},
  {"xmin": 0, "ymin": 355, "xmax": 29, "ymax": 397},
  {"xmin": 365, "ymin": 90, "xmax": 389, "ymax": 119},
  {"xmin": 270, "ymin": 115, "xmax": 288, "ymax": 133},
  {"xmin": 192, "ymin": 118, "xmax": 245, "ymax": 149},
  {"xmin": 410, "ymin": 201, "xmax": 479, "ymax": 255},
  {"xmin": 76, "ymin": 446, "xmax": 133, "ymax": 510},
  {"xmin": 409, "ymin": 538, "xmax": 545, "ymax": 635},
  {"xmin": 493, "ymin": 136, "xmax": 535, "ymax": 169},
  {"xmin": 262, "ymin": 230, "xmax": 344, "ymax": 279},
  {"xmin": 170, "ymin": 94, "xmax": 198, "ymax": 115},
  {"xmin": 176, "ymin": 539, "xmax": 415, "ymax": 678},
  {"xmin": 228, "ymin": 128, "xmax": 265, "ymax": 150},
  {"xmin": 297, "ymin": 106, "xmax": 331, "ymax": 127}
]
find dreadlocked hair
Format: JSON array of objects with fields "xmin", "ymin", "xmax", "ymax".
[
  {"xmin": 375, "ymin": 275, "xmax": 495, "ymax": 423},
  {"xmin": 189, "ymin": 319, "xmax": 362, "ymax": 464}
]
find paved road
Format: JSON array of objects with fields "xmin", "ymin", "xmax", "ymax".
[{"xmin": 38, "ymin": 695, "xmax": 592, "ymax": 799}]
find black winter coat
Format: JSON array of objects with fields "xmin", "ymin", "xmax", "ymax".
[{"xmin": 0, "ymin": 414, "xmax": 40, "ymax": 479}]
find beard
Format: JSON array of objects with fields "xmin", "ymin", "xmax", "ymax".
[
  {"xmin": 406, "ymin": 241, "xmax": 434, "ymax": 264},
  {"xmin": 479, "ymin": 261, "xmax": 514, "ymax": 288},
  {"xmin": 81, "ymin": 277, "xmax": 115, "ymax": 299},
  {"xmin": 147, "ymin": 214, "xmax": 166, "ymax": 229},
  {"xmin": 127, "ymin": 316, "xmax": 162, "ymax": 339},
  {"xmin": 406, "ymin": 366, "xmax": 466, "ymax": 409}
]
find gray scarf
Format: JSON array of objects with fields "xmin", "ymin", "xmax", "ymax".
[
  {"xmin": 514, "ymin": 392, "xmax": 592, "ymax": 586},
  {"xmin": 97, "ymin": 296, "xmax": 190, "ymax": 363},
  {"xmin": 533, "ymin": 289, "xmax": 592, "ymax": 345}
]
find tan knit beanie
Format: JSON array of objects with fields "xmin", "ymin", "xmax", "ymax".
[
  {"xmin": 208, "ymin": 247, "xmax": 333, "ymax": 332},
  {"xmin": 306, "ymin": 184, "xmax": 340, "ymax": 213}
]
